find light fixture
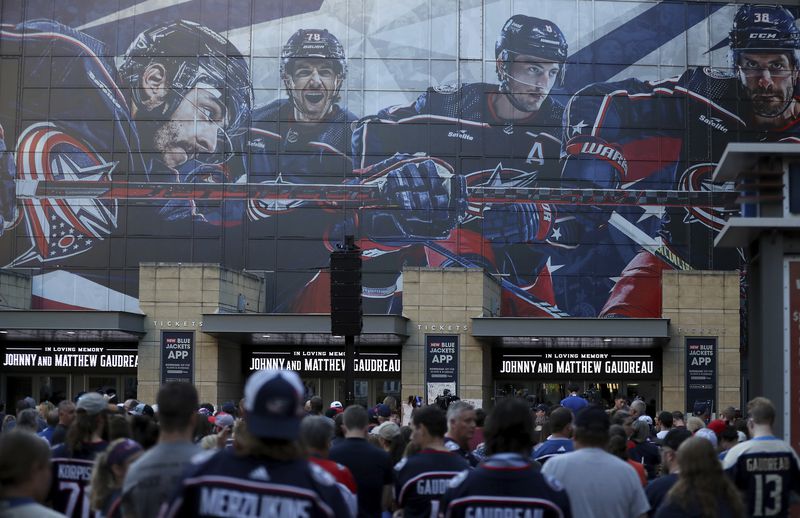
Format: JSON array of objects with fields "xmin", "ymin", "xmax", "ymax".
[
  {"xmin": 0, "ymin": 330, "xmax": 7, "ymax": 334},
  {"xmin": 261, "ymin": 334, "xmax": 270, "ymax": 338},
  {"xmin": 531, "ymin": 338, "xmax": 539, "ymax": 342},
  {"xmin": 66, "ymin": 331, "xmax": 76, "ymax": 335},
  {"xmin": 602, "ymin": 338, "xmax": 612, "ymax": 343}
]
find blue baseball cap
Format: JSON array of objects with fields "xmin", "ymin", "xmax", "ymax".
[{"xmin": 244, "ymin": 370, "xmax": 305, "ymax": 440}]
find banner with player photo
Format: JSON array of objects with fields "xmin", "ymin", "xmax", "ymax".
[{"xmin": 0, "ymin": 1, "xmax": 788, "ymax": 317}]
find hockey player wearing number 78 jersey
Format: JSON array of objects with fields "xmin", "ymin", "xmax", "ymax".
[{"xmin": 352, "ymin": 15, "xmax": 576, "ymax": 317}]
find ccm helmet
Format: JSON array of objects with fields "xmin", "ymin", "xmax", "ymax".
[
  {"xmin": 729, "ymin": 4, "xmax": 800, "ymax": 117},
  {"xmin": 119, "ymin": 20, "xmax": 253, "ymax": 162},
  {"xmin": 496, "ymin": 14, "xmax": 568, "ymax": 91}
]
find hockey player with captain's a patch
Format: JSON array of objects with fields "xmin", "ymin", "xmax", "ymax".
[
  {"xmin": 352, "ymin": 15, "xmax": 573, "ymax": 317},
  {"xmin": 554, "ymin": 3, "xmax": 800, "ymax": 318}
]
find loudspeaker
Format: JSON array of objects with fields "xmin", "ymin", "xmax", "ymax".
[{"xmin": 330, "ymin": 248, "xmax": 362, "ymax": 336}]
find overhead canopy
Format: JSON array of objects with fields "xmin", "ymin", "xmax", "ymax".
[
  {"xmin": 471, "ymin": 317, "xmax": 671, "ymax": 348},
  {"xmin": 202, "ymin": 313, "xmax": 409, "ymax": 346},
  {"xmin": 0, "ymin": 310, "xmax": 145, "ymax": 342}
]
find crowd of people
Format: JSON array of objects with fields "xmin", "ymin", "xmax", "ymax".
[{"xmin": 0, "ymin": 374, "xmax": 798, "ymax": 517}]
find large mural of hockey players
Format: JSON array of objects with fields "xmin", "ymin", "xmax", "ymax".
[{"xmin": 0, "ymin": 1, "xmax": 796, "ymax": 317}]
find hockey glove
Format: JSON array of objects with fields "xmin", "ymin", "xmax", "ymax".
[{"xmin": 361, "ymin": 154, "xmax": 466, "ymax": 241}]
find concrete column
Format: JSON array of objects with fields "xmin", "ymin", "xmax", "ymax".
[
  {"xmin": 401, "ymin": 267, "xmax": 500, "ymax": 410},
  {"xmin": 661, "ymin": 270, "xmax": 741, "ymax": 415},
  {"xmin": 138, "ymin": 263, "xmax": 263, "ymax": 406}
]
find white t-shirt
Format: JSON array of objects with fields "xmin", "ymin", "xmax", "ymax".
[{"xmin": 542, "ymin": 447, "xmax": 650, "ymax": 518}]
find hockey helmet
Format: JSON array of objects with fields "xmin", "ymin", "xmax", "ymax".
[
  {"xmin": 730, "ymin": 4, "xmax": 800, "ymax": 54},
  {"xmin": 120, "ymin": 20, "xmax": 253, "ymax": 162},
  {"xmin": 280, "ymin": 29, "xmax": 347, "ymax": 79},
  {"xmin": 495, "ymin": 14, "xmax": 568, "ymax": 88}
]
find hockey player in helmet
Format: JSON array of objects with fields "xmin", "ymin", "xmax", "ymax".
[
  {"xmin": 280, "ymin": 29, "xmax": 348, "ymax": 122},
  {"xmin": 0, "ymin": 18, "xmax": 252, "ymax": 310},
  {"xmin": 494, "ymin": 15, "xmax": 568, "ymax": 118},
  {"xmin": 350, "ymin": 15, "xmax": 570, "ymax": 316},
  {"xmin": 118, "ymin": 20, "xmax": 252, "ymax": 170},
  {"xmin": 553, "ymin": 3, "xmax": 800, "ymax": 318},
  {"xmin": 729, "ymin": 4, "xmax": 800, "ymax": 122},
  {"xmin": 241, "ymin": 29, "xmax": 358, "ymax": 312}
]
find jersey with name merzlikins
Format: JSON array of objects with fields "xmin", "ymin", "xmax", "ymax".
[
  {"xmin": 162, "ymin": 448, "xmax": 350, "ymax": 518},
  {"xmin": 393, "ymin": 448, "xmax": 470, "ymax": 518}
]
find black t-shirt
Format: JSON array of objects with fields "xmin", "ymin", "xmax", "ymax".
[
  {"xmin": 440, "ymin": 453, "xmax": 571, "ymax": 518},
  {"xmin": 329, "ymin": 437, "xmax": 392, "ymax": 518},
  {"xmin": 629, "ymin": 440, "xmax": 660, "ymax": 479},
  {"xmin": 394, "ymin": 449, "xmax": 470, "ymax": 518},
  {"xmin": 645, "ymin": 473, "xmax": 677, "ymax": 517}
]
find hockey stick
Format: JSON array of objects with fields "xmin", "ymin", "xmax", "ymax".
[
  {"xmin": 15, "ymin": 178, "xmax": 736, "ymax": 208},
  {"xmin": 421, "ymin": 240, "xmax": 571, "ymax": 318}
]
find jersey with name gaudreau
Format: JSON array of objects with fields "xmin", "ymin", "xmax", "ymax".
[
  {"xmin": 722, "ymin": 436, "xmax": 800, "ymax": 518},
  {"xmin": 49, "ymin": 441, "xmax": 108, "ymax": 517},
  {"xmin": 163, "ymin": 448, "xmax": 350, "ymax": 518},
  {"xmin": 440, "ymin": 453, "xmax": 571, "ymax": 518},
  {"xmin": 394, "ymin": 449, "xmax": 470, "ymax": 518}
]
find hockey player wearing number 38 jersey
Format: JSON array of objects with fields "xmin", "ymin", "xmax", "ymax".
[
  {"xmin": 352, "ymin": 15, "xmax": 572, "ymax": 317},
  {"xmin": 553, "ymin": 3, "xmax": 800, "ymax": 317}
]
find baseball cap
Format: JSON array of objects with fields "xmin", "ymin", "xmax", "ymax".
[
  {"xmin": 574, "ymin": 405, "xmax": 610, "ymax": 431},
  {"xmin": 131, "ymin": 403, "xmax": 154, "ymax": 417},
  {"xmin": 371, "ymin": 421, "xmax": 401, "ymax": 440},
  {"xmin": 534, "ymin": 404, "xmax": 549, "ymax": 413},
  {"xmin": 76, "ymin": 392, "xmax": 108, "ymax": 415},
  {"xmin": 244, "ymin": 369, "xmax": 305, "ymax": 440},
  {"xmin": 707, "ymin": 419, "xmax": 726, "ymax": 436},
  {"xmin": 375, "ymin": 403, "xmax": 391, "ymax": 418},
  {"xmin": 662, "ymin": 427, "xmax": 692, "ymax": 451},
  {"xmin": 638, "ymin": 415, "xmax": 653, "ymax": 426},
  {"xmin": 330, "ymin": 401, "xmax": 343, "ymax": 413},
  {"xmin": 221, "ymin": 401, "xmax": 237, "ymax": 415},
  {"xmin": 215, "ymin": 413, "xmax": 234, "ymax": 430},
  {"xmin": 107, "ymin": 439, "xmax": 143, "ymax": 467},
  {"xmin": 695, "ymin": 427, "xmax": 718, "ymax": 448}
]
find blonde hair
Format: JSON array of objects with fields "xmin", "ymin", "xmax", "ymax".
[
  {"xmin": 89, "ymin": 439, "xmax": 140, "ymax": 512},
  {"xmin": 200, "ymin": 434, "xmax": 218, "ymax": 450},
  {"xmin": 686, "ymin": 416, "xmax": 705, "ymax": 434}
]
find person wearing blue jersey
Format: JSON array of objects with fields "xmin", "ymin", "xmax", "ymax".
[
  {"xmin": 240, "ymin": 28, "xmax": 366, "ymax": 312},
  {"xmin": 533, "ymin": 406, "xmax": 574, "ymax": 465},
  {"xmin": 560, "ymin": 384, "xmax": 588, "ymax": 413},
  {"xmin": 351, "ymin": 14, "xmax": 572, "ymax": 317},
  {"xmin": 723, "ymin": 397, "xmax": 800, "ymax": 518},
  {"xmin": 440, "ymin": 398, "xmax": 571, "ymax": 518},
  {"xmin": 393, "ymin": 405, "xmax": 470, "ymax": 518},
  {"xmin": 552, "ymin": 3, "xmax": 800, "ymax": 317},
  {"xmin": 48, "ymin": 392, "xmax": 111, "ymax": 518},
  {"xmin": 162, "ymin": 369, "xmax": 351, "ymax": 518}
]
